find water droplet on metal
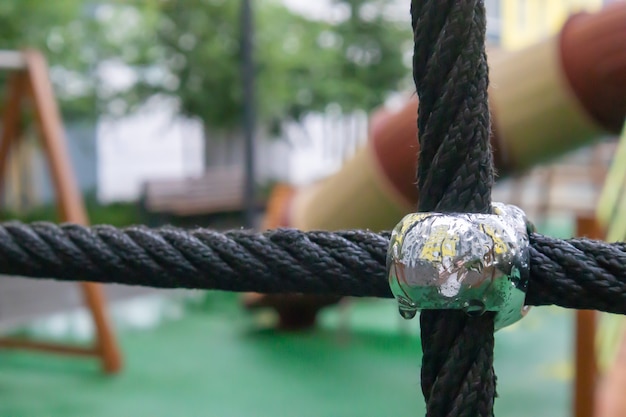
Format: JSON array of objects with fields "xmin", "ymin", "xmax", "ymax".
[
  {"xmin": 387, "ymin": 203, "xmax": 531, "ymax": 331},
  {"xmin": 463, "ymin": 300, "xmax": 486, "ymax": 317},
  {"xmin": 399, "ymin": 306, "xmax": 417, "ymax": 320}
]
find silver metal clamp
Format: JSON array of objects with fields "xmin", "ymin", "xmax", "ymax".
[{"xmin": 387, "ymin": 203, "xmax": 532, "ymax": 330}]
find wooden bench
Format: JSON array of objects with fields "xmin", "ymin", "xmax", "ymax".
[{"xmin": 140, "ymin": 167, "xmax": 263, "ymax": 220}]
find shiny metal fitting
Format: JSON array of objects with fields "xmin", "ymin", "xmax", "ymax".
[{"xmin": 387, "ymin": 203, "xmax": 531, "ymax": 330}]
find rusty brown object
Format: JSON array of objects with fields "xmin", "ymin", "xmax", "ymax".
[
  {"xmin": 560, "ymin": 2, "xmax": 626, "ymax": 134},
  {"xmin": 0, "ymin": 50, "xmax": 122, "ymax": 374},
  {"xmin": 242, "ymin": 293, "xmax": 342, "ymax": 331},
  {"xmin": 260, "ymin": 183, "xmax": 296, "ymax": 230},
  {"xmin": 369, "ymin": 98, "xmax": 420, "ymax": 207},
  {"xmin": 370, "ymin": 97, "xmax": 509, "ymax": 209},
  {"xmin": 576, "ymin": 310, "xmax": 598, "ymax": 417}
]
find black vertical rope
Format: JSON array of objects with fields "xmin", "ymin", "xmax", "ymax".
[{"xmin": 411, "ymin": 1, "xmax": 497, "ymax": 416}]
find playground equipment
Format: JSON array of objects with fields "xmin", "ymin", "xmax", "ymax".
[
  {"xmin": 573, "ymin": 124, "xmax": 626, "ymax": 417},
  {"xmin": 248, "ymin": 1, "xmax": 626, "ymax": 326},
  {"xmin": 247, "ymin": 3, "xmax": 626, "ymax": 416},
  {"xmin": 139, "ymin": 166, "xmax": 267, "ymax": 227},
  {"xmin": 0, "ymin": 50, "xmax": 121, "ymax": 374},
  {"xmin": 0, "ymin": 1, "xmax": 624, "ymax": 416}
]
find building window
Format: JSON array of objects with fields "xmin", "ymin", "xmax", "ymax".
[
  {"xmin": 485, "ymin": 0, "xmax": 501, "ymax": 19},
  {"xmin": 485, "ymin": 0, "xmax": 502, "ymax": 45}
]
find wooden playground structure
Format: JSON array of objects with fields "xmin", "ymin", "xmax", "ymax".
[
  {"xmin": 0, "ymin": 49, "xmax": 121, "ymax": 374},
  {"xmin": 257, "ymin": 127, "xmax": 626, "ymax": 417},
  {"xmin": 0, "ymin": 11, "xmax": 623, "ymax": 412},
  {"xmin": 465, "ymin": 131, "xmax": 626, "ymax": 417}
]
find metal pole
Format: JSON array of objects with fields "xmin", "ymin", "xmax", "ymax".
[{"xmin": 241, "ymin": 0, "xmax": 256, "ymax": 229}]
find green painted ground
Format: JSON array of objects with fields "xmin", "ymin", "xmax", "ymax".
[{"xmin": 0, "ymin": 292, "xmax": 574, "ymax": 417}]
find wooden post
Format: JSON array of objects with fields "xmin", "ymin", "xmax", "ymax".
[
  {"xmin": 0, "ymin": 72, "xmax": 25, "ymax": 204},
  {"xmin": 0, "ymin": 50, "xmax": 122, "ymax": 374},
  {"xmin": 574, "ymin": 215, "xmax": 604, "ymax": 417}
]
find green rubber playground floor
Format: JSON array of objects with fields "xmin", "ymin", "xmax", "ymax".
[{"xmin": 0, "ymin": 292, "xmax": 574, "ymax": 417}]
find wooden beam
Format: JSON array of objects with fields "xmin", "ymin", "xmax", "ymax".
[
  {"xmin": 575, "ymin": 310, "xmax": 598, "ymax": 417},
  {"xmin": 574, "ymin": 215, "xmax": 604, "ymax": 417},
  {"xmin": 0, "ymin": 338, "xmax": 97, "ymax": 357},
  {"xmin": 0, "ymin": 50, "xmax": 123, "ymax": 374},
  {"xmin": 0, "ymin": 72, "xmax": 26, "ymax": 200},
  {"xmin": 23, "ymin": 49, "xmax": 87, "ymax": 224}
]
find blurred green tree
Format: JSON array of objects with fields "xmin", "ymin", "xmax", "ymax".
[
  {"xmin": 0, "ymin": 0, "xmax": 83, "ymax": 116},
  {"xmin": 0, "ymin": 0, "xmax": 411, "ymax": 133},
  {"xmin": 129, "ymin": 0, "xmax": 412, "ymax": 133},
  {"xmin": 0, "ymin": 0, "xmax": 160, "ymax": 120},
  {"xmin": 0, "ymin": 1, "xmax": 80, "ymax": 49},
  {"xmin": 326, "ymin": 0, "xmax": 412, "ymax": 111}
]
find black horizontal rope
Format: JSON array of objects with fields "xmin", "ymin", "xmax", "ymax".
[{"xmin": 0, "ymin": 222, "xmax": 624, "ymax": 315}]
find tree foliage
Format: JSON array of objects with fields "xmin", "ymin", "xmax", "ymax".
[
  {"xmin": 0, "ymin": 0, "xmax": 160, "ymax": 120},
  {"xmin": 0, "ymin": 1, "xmax": 81, "ymax": 49},
  {"xmin": 0, "ymin": 0, "xmax": 412, "ymax": 131},
  {"xmin": 149, "ymin": 0, "xmax": 411, "ymax": 132},
  {"xmin": 325, "ymin": 0, "xmax": 412, "ymax": 111},
  {"xmin": 0, "ymin": 0, "xmax": 83, "ymax": 116}
]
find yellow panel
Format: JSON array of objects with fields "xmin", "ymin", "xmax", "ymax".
[
  {"xmin": 499, "ymin": 0, "xmax": 604, "ymax": 50},
  {"xmin": 596, "ymin": 121, "xmax": 626, "ymax": 374},
  {"xmin": 606, "ymin": 191, "xmax": 626, "ymax": 242},
  {"xmin": 597, "ymin": 122, "xmax": 626, "ymax": 237}
]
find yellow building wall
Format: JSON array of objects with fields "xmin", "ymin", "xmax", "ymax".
[{"xmin": 500, "ymin": 0, "xmax": 604, "ymax": 50}]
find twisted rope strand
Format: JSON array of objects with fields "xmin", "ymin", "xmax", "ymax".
[
  {"xmin": 411, "ymin": 0, "xmax": 496, "ymax": 415},
  {"xmin": 0, "ymin": 222, "xmax": 390, "ymax": 296},
  {"xmin": 0, "ymin": 222, "xmax": 624, "ymax": 315},
  {"xmin": 527, "ymin": 234, "xmax": 626, "ymax": 312}
]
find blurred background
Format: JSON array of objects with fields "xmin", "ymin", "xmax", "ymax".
[{"xmin": 0, "ymin": 0, "xmax": 623, "ymax": 416}]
